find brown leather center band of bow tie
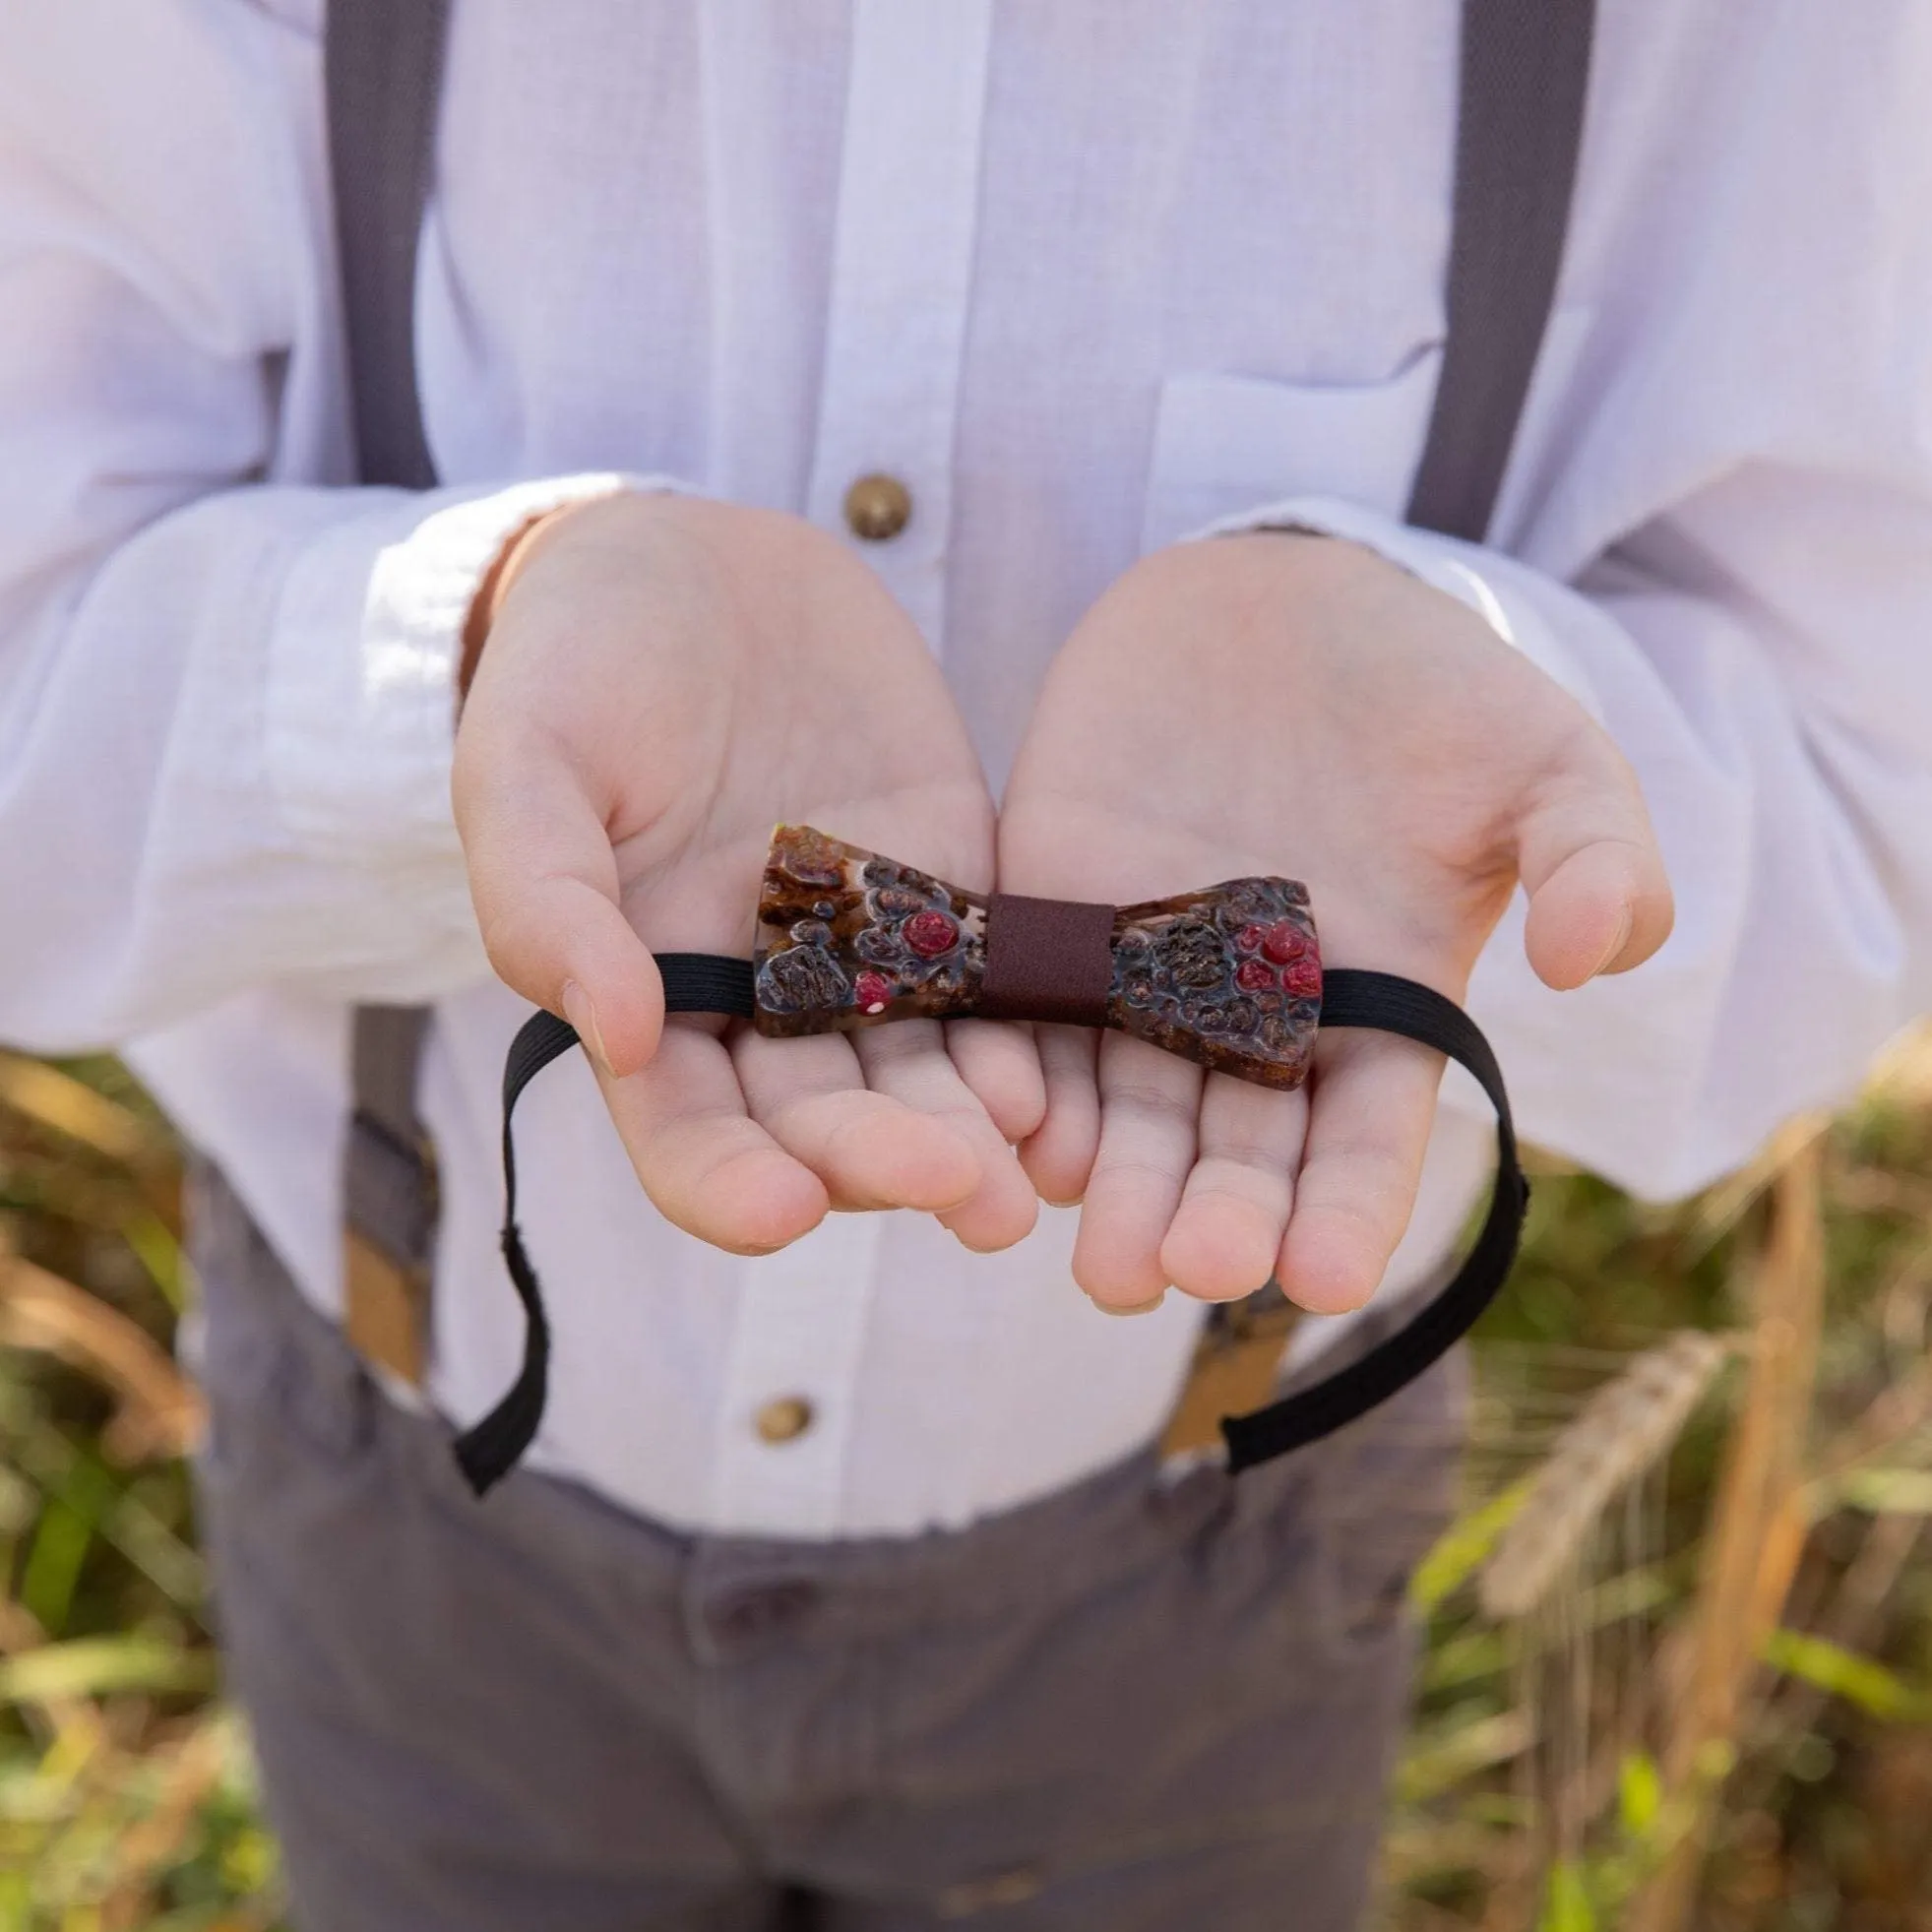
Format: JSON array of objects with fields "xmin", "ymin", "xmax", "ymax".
[
  {"xmin": 458, "ymin": 824, "xmax": 1529, "ymax": 1503},
  {"xmin": 978, "ymin": 893, "xmax": 1116, "ymax": 1027}
]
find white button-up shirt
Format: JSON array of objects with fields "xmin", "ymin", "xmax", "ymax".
[{"xmin": 3, "ymin": 0, "xmax": 1930, "ymax": 1536}]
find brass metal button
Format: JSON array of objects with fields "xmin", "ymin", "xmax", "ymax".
[
  {"xmin": 842, "ymin": 472, "xmax": 912, "ymax": 541},
  {"xmin": 754, "ymin": 1395, "xmax": 815, "ymax": 1444}
]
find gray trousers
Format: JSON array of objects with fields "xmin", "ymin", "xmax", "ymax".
[{"xmin": 191, "ymin": 1169, "xmax": 1465, "ymax": 1932}]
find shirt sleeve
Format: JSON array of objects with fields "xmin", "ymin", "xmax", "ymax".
[
  {"xmin": 1196, "ymin": 486, "xmax": 1932, "ymax": 1203},
  {"xmin": 1187, "ymin": 15, "xmax": 1932, "ymax": 1203},
  {"xmin": 0, "ymin": 3, "xmax": 670, "ymax": 1050}
]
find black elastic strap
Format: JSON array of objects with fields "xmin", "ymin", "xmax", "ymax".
[
  {"xmin": 1405, "ymin": 0, "xmax": 1595, "ymax": 541},
  {"xmin": 1219, "ymin": 968, "xmax": 1526, "ymax": 1469},
  {"xmin": 452, "ymin": 956, "xmax": 754, "ymax": 1491},
  {"xmin": 455, "ymin": 960, "xmax": 1526, "ymax": 1496}
]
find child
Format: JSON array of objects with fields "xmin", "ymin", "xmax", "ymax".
[{"xmin": 2, "ymin": 4, "xmax": 1928, "ymax": 1925}]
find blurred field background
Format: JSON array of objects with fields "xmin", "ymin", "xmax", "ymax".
[{"xmin": 2, "ymin": 1045, "xmax": 1929, "ymax": 1930}]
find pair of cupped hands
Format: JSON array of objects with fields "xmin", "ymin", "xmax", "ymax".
[{"xmin": 452, "ymin": 492, "xmax": 1672, "ymax": 1317}]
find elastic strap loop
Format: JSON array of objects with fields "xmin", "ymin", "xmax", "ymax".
[
  {"xmin": 455, "ymin": 959, "xmax": 1525, "ymax": 1495},
  {"xmin": 453, "ymin": 955, "xmax": 753, "ymax": 1490}
]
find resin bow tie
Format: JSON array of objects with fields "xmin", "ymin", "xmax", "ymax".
[
  {"xmin": 751, "ymin": 824, "xmax": 1324, "ymax": 1089},
  {"xmin": 455, "ymin": 825, "xmax": 1529, "ymax": 1502}
]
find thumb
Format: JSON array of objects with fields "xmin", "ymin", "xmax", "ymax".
[
  {"xmin": 455, "ymin": 746, "xmax": 664, "ymax": 1079},
  {"xmin": 1515, "ymin": 751, "xmax": 1674, "ymax": 992}
]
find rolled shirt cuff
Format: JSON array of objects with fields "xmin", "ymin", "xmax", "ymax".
[{"xmin": 266, "ymin": 471, "xmax": 688, "ymax": 980}]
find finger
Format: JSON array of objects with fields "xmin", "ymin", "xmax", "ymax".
[
  {"xmin": 945, "ymin": 1020, "xmax": 1049, "ymax": 1145},
  {"xmin": 599, "ymin": 1021, "xmax": 829, "ymax": 1252},
  {"xmin": 1018, "ymin": 1026, "xmax": 1103, "ymax": 1207},
  {"xmin": 1518, "ymin": 752, "xmax": 1674, "ymax": 991},
  {"xmin": 1157, "ymin": 1072, "xmax": 1308, "ymax": 1302},
  {"xmin": 1071, "ymin": 1034, "xmax": 1203, "ymax": 1311},
  {"xmin": 733, "ymin": 1028, "xmax": 981, "ymax": 1213},
  {"xmin": 455, "ymin": 730, "xmax": 663, "ymax": 1077},
  {"xmin": 1276, "ymin": 1028, "xmax": 1442, "ymax": 1315},
  {"xmin": 855, "ymin": 1023, "xmax": 1039, "ymax": 1252}
]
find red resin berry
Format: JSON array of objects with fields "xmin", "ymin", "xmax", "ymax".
[
  {"xmin": 1235, "ymin": 957, "xmax": 1278, "ymax": 993},
  {"xmin": 1281, "ymin": 956, "xmax": 1322, "ymax": 999},
  {"xmin": 1261, "ymin": 919, "xmax": 1309, "ymax": 965},
  {"xmin": 853, "ymin": 969, "xmax": 896, "ymax": 1014},
  {"xmin": 903, "ymin": 909, "xmax": 960, "ymax": 958},
  {"xmin": 1235, "ymin": 923, "xmax": 1266, "ymax": 954}
]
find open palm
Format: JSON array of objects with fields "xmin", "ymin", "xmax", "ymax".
[
  {"xmin": 456, "ymin": 493, "xmax": 1040, "ymax": 1256},
  {"xmin": 999, "ymin": 532, "xmax": 1672, "ymax": 1313}
]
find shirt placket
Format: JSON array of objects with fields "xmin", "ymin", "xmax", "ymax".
[
  {"xmin": 708, "ymin": 0, "xmax": 992, "ymax": 1535},
  {"xmin": 803, "ymin": 0, "xmax": 994, "ymax": 653},
  {"xmin": 709, "ymin": 1213, "xmax": 885, "ymax": 1537}
]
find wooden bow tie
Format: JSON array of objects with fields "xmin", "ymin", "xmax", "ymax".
[{"xmin": 753, "ymin": 824, "xmax": 1321, "ymax": 1088}]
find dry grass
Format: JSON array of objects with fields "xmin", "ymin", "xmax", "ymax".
[
  {"xmin": 1390, "ymin": 1039, "xmax": 1932, "ymax": 1931},
  {"xmin": 0, "ymin": 1052, "xmax": 275, "ymax": 1931}
]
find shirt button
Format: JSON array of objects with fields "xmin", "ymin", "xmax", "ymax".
[
  {"xmin": 842, "ymin": 472, "xmax": 912, "ymax": 541},
  {"xmin": 754, "ymin": 1396, "xmax": 815, "ymax": 1445}
]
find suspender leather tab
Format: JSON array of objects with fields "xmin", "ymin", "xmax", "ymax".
[
  {"xmin": 341, "ymin": 1003, "xmax": 436, "ymax": 1384},
  {"xmin": 343, "ymin": 1108, "xmax": 437, "ymax": 1385},
  {"xmin": 1158, "ymin": 1288, "xmax": 1302, "ymax": 1459}
]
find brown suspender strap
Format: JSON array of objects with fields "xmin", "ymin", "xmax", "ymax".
[
  {"xmin": 327, "ymin": 0, "xmax": 451, "ymax": 1382},
  {"xmin": 321, "ymin": 0, "xmax": 1593, "ymax": 1432},
  {"xmin": 326, "ymin": 0, "xmax": 450, "ymax": 494},
  {"xmin": 1404, "ymin": 0, "xmax": 1595, "ymax": 540}
]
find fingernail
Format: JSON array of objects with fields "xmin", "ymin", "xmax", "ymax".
[
  {"xmin": 1091, "ymin": 1291, "xmax": 1167, "ymax": 1319},
  {"xmin": 561, "ymin": 980, "xmax": 614, "ymax": 1078},
  {"xmin": 1589, "ymin": 905, "xmax": 1635, "ymax": 980}
]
